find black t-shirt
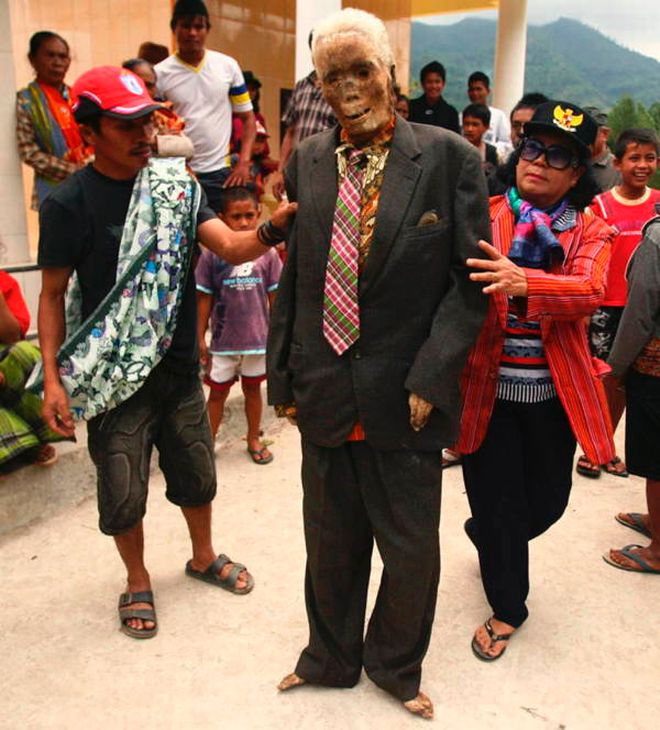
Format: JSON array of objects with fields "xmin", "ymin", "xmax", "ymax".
[
  {"xmin": 38, "ymin": 164, "xmax": 216, "ymax": 367},
  {"xmin": 408, "ymin": 95, "xmax": 460, "ymax": 133}
]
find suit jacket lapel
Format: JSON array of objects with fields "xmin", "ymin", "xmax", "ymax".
[{"xmin": 360, "ymin": 120, "xmax": 422, "ymax": 296}]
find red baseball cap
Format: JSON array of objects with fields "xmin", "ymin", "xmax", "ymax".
[{"xmin": 72, "ymin": 66, "xmax": 163, "ymax": 121}]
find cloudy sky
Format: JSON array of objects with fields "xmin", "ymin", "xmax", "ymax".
[{"xmin": 422, "ymin": 0, "xmax": 660, "ymax": 61}]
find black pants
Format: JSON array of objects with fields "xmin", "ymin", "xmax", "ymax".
[
  {"xmin": 462, "ymin": 398, "xmax": 576, "ymax": 628},
  {"xmin": 296, "ymin": 439, "xmax": 442, "ymax": 702}
]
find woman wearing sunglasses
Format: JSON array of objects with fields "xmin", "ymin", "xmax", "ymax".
[{"xmin": 455, "ymin": 101, "xmax": 615, "ymax": 661}]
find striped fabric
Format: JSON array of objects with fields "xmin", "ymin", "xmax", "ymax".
[
  {"xmin": 323, "ymin": 149, "xmax": 365, "ymax": 355},
  {"xmin": 456, "ymin": 195, "xmax": 616, "ymax": 465},
  {"xmin": 229, "ymin": 83, "xmax": 251, "ymax": 109},
  {"xmin": 497, "ymin": 313, "xmax": 557, "ymax": 403}
]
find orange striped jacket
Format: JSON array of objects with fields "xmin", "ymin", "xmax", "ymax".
[{"xmin": 456, "ymin": 195, "xmax": 616, "ymax": 465}]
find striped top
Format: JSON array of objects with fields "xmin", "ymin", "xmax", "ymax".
[{"xmin": 497, "ymin": 311, "xmax": 556, "ymax": 403}]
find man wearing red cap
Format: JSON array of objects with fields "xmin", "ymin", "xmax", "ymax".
[{"xmin": 36, "ymin": 65, "xmax": 293, "ymax": 639}]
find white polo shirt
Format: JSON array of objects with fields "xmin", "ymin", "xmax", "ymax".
[{"xmin": 155, "ymin": 50, "xmax": 253, "ymax": 173}]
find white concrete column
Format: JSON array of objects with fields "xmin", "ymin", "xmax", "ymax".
[
  {"xmin": 0, "ymin": 0, "xmax": 29, "ymax": 264},
  {"xmin": 295, "ymin": 0, "xmax": 342, "ymax": 80},
  {"xmin": 492, "ymin": 0, "xmax": 528, "ymax": 116}
]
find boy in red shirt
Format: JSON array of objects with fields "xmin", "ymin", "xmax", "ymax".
[{"xmin": 578, "ymin": 128, "xmax": 660, "ymax": 478}]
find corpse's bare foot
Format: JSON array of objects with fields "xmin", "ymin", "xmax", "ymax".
[
  {"xmin": 403, "ymin": 692, "xmax": 434, "ymax": 720},
  {"xmin": 277, "ymin": 672, "xmax": 307, "ymax": 691}
]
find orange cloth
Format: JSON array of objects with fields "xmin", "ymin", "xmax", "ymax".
[{"xmin": 38, "ymin": 82, "xmax": 90, "ymax": 165}]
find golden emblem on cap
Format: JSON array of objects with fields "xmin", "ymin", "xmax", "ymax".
[{"xmin": 552, "ymin": 105, "xmax": 584, "ymax": 133}]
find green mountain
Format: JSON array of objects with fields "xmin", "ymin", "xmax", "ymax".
[{"xmin": 410, "ymin": 17, "xmax": 660, "ymax": 110}]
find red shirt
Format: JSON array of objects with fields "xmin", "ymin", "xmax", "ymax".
[
  {"xmin": 0, "ymin": 271, "xmax": 30, "ymax": 338},
  {"xmin": 591, "ymin": 187, "xmax": 660, "ymax": 306}
]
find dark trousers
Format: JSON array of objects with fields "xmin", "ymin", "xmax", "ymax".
[
  {"xmin": 461, "ymin": 398, "xmax": 576, "ymax": 628},
  {"xmin": 296, "ymin": 439, "xmax": 442, "ymax": 702}
]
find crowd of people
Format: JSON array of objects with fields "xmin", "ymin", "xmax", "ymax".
[{"xmin": 2, "ymin": 0, "xmax": 659, "ymax": 722}]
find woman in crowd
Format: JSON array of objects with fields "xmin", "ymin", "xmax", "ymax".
[
  {"xmin": 456, "ymin": 101, "xmax": 615, "ymax": 660},
  {"xmin": 605, "ymin": 217, "xmax": 660, "ymax": 574},
  {"xmin": 16, "ymin": 31, "xmax": 91, "ymax": 209},
  {"xmin": 0, "ymin": 269, "xmax": 66, "ymax": 471}
]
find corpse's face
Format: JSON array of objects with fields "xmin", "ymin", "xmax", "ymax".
[{"xmin": 315, "ymin": 34, "xmax": 393, "ymax": 144}]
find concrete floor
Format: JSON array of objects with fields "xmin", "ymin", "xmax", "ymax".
[{"xmin": 1, "ymin": 419, "xmax": 658, "ymax": 729}]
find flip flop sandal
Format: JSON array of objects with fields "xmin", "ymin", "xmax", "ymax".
[
  {"xmin": 602, "ymin": 544, "xmax": 660, "ymax": 574},
  {"xmin": 185, "ymin": 553, "xmax": 255, "ymax": 594},
  {"xmin": 471, "ymin": 618, "xmax": 514, "ymax": 662},
  {"xmin": 602, "ymin": 457, "xmax": 629, "ymax": 478},
  {"xmin": 615, "ymin": 513, "xmax": 651, "ymax": 539},
  {"xmin": 576, "ymin": 455, "xmax": 601, "ymax": 479},
  {"xmin": 247, "ymin": 446, "xmax": 274, "ymax": 465},
  {"xmin": 118, "ymin": 590, "xmax": 158, "ymax": 639}
]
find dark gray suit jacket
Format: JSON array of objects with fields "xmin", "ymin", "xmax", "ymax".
[{"xmin": 267, "ymin": 118, "xmax": 490, "ymax": 451}]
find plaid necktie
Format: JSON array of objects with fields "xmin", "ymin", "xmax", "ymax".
[{"xmin": 323, "ymin": 149, "xmax": 365, "ymax": 355}]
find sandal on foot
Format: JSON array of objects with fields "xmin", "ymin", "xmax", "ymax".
[
  {"xmin": 615, "ymin": 513, "xmax": 651, "ymax": 539},
  {"xmin": 185, "ymin": 553, "xmax": 255, "ymax": 594},
  {"xmin": 576, "ymin": 455, "xmax": 601, "ymax": 479},
  {"xmin": 247, "ymin": 446, "xmax": 273, "ymax": 465},
  {"xmin": 602, "ymin": 457, "xmax": 629, "ymax": 478},
  {"xmin": 118, "ymin": 590, "xmax": 158, "ymax": 639},
  {"xmin": 471, "ymin": 618, "xmax": 514, "ymax": 662},
  {"xmin": 442, "ymin": 448, "xmax": 461, "ymax": 469},
  {"xmin": 602, "ymin": 544, "xmax": 660, "ymax": 574}
]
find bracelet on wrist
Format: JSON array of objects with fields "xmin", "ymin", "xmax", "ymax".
[{"xmin": 257, "ymin": 220, "xmax": 287, "ymax": 247}]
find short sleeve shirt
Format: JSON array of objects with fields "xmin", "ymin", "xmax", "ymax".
[
  {"xmin": 281, "ymin": 72, "xmax": 336, "ymax": 142},
  {"xmin": 155, "ymin": 50, "xmax": 253, "ymax": 173},
  {"xmin": 38, "ymin": 164, "xmax": 216, "ymax": 366},
  {"xmin": 195, "ymin": 247, "xmax": 282, "ymax": 354}
]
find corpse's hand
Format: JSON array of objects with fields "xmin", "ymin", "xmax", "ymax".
[
  {"xmin": 409, "ymin": 393, "xmax": 433, "ymax": 432},
  {"xmin": 467, "ymin": 240, "xmax": 528, "ymax": 297}
]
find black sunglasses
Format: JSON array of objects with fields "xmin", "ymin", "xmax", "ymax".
[{"xmin": 520, "ymin": 138, "xmax": 579, "ymax": 171}]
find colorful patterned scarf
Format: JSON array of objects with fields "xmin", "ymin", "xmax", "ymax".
[
  {"xmin": 28, "ymin": 157, "xmax": 200, "ymax": 420},
  {"xmin": 506, "ymin": 187, "xmax": 567, "ymax": 270},
  {"xmin": 17, "ymin": 81, "xmax": 90, "ymax": 204}
]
